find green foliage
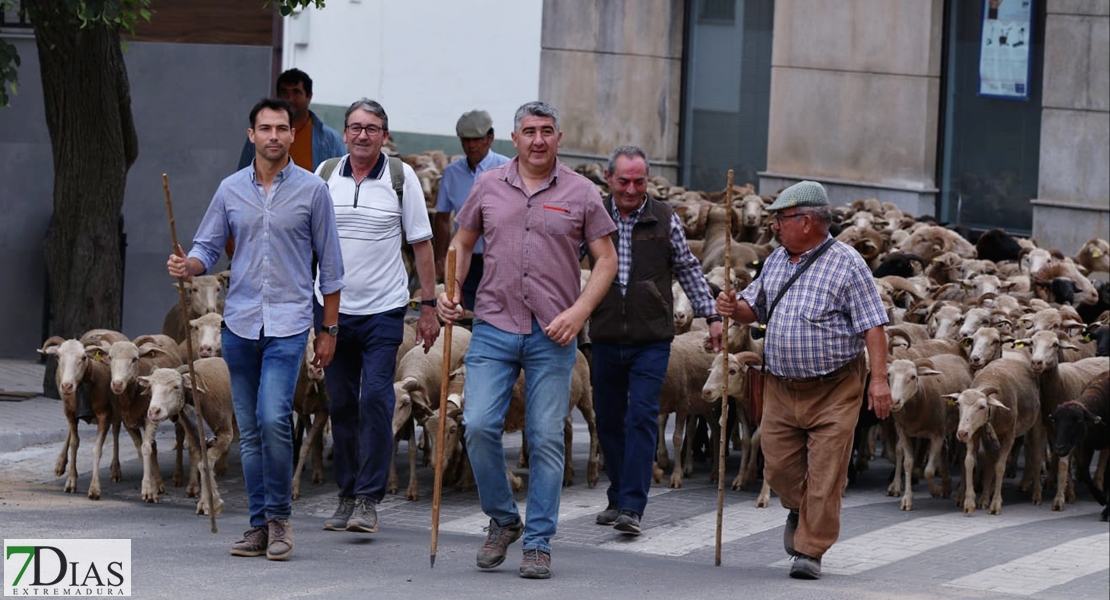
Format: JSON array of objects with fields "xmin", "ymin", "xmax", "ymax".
[{"xmin": 0, "ymin": 0, "xmax": 329, "ymax": 108}]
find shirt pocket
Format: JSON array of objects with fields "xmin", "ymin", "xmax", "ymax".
[{"xmin": 542, "ymin": 202, "xmax": 576, "ymax": 235}]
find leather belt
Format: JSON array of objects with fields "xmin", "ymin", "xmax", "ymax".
[{"xmin": 772, "ymin": 354, "xmax": 863, "ymax": 384}]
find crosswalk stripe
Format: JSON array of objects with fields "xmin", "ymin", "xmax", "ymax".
[
  {"xmin": 597, "ymin": 491, "xmax": 897, "ymax": 556},
  {"xmin": 438, "ymin": 482, "xmax": 676, "ymax": 535},
  {"xmin": 772, "ymin": 501, "xmax": 1106, "ymax": 576},
  {"xmin": 944, "ymin": 533, "xmax": 1110, "ymax": 596}
]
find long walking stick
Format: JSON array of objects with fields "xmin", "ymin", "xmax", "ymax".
[
  {"xmin": 164, "ymin": 173, "xmax": 218, "ymax": 534},
  {"xmin": 715, "ymin": 169, "xmax": 735, "ymax": 566},
  {"xmin": 430, "ymin": 246, "xmax": 457, "ymax": 568}
]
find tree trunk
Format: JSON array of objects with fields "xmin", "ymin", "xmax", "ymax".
[{"xmin": 26, "ymin": 0, "xmax": 139, "ymax": 396}]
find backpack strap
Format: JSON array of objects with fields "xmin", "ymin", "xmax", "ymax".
[
  {"xmin": 318, "ymin": 157, "xmax": 342, "ymax": 182},
  {"xmin": 388, "ymin": 156, "xmax": 405, "ymax": 206}
]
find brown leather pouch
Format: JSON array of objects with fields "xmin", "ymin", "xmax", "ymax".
[{"xmin": 748, "ymin": 366, "xmax": 765, "ymax": 424}]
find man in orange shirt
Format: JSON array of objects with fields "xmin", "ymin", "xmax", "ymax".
[{"xmin": 236, "ymin": 68, "xmax": 345, "ymax": 171}]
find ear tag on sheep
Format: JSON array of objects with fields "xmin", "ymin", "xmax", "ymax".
[
  {"xmin": 1093, "ymin": 251, "xmax": 1102, "ymax": 258},
  {"xmin": 1083, "ymin": 334, "xmax": 1092, "ymax": 342},
  {"xmin": 94, "ymin": 351, "xmax": 103, "ymax": 362},
  {"xmin": 945, "ymin": 397, "xmax": 957, "ymax": 407},
  {"xmin": 1014, "ymin": 342, "xmax": 1024, "ymax": 348}
]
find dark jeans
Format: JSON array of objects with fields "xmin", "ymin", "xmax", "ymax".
[
  {"xmin": 590, "ymin": 340, "xmax": 671, "ymax": 516},
  {"xmin": 315, "ymin": 303, "xmax": 405, "ymax": 501}
]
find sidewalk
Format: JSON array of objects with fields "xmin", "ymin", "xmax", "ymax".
[{"xmin": 0, "ymin": 359, "xmax": 66, "ymax": 454}]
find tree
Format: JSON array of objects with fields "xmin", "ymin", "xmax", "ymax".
[{"xmin": 0, "ymin": 0, "xmax": 324, "ymax": 394}]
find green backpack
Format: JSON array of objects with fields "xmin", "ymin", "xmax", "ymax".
[{"xmin": 318, "ymin": 155, "xmax": 405, "ymax": 206}]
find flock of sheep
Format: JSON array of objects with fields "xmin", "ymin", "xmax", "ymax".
[{"xmin": 35, "ymin": 153, "xmax": 1110, "ymax": 525}]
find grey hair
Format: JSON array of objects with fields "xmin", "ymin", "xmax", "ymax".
[
  {"xmin": 513, "ymin": 101, "xmax": 559, "ymax": 132},
  {"xmin": 607, "ymin": 145, "xmax": 650, "ymax": 175},
  {"xmin": 345, "ymin": 98, "xmax": 388, "ymax": 131},
  {"xmin": 799, "ymin": 205, "xmax": 833, "ymax": 228}
]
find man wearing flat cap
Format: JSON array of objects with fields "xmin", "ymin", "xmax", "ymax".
[
  {"xmin": 434, "ymin": 110, "xmax": 510, "ymax": 310},
  {"xmin": 716, "ymin": 180, "xmax": 891, "ymax": 581}
]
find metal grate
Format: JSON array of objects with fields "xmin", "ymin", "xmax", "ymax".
[{"xmin": 1, "ymin": 0, "xmax": 32, "ymax": 30}]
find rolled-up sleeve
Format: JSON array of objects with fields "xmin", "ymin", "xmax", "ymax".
[
  {"xmin": 311, "ymin": 183, "xmax": 345, "ymax": 295},
  {"xmin": 188, "ymin": 188, "xmax": 230, "ymax": 274}
]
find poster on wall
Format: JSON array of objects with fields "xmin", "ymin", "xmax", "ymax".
[{"xmin": 978, "ymin": 0, "xmax": 1034, "ymax": 99}]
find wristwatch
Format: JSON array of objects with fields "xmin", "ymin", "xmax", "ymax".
[
  {"xmin": 421, "ymin": 299, "xmax": 436, "ymax": 308},
  {"xmin": 321, "ymin": 324, "xmax": 339, "ymax": 336}
]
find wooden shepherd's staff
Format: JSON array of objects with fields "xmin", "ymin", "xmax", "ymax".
[
  {"xmin": 430, "ymin": 246, "xmax": 457, "ymax": 568},
  {"xmin": 164, "ymin": 173, "xmax": 218, "ymax": 534},
  {"xmin": 715, "ymin": 169, "xmax": 735, "ymax": 566}
]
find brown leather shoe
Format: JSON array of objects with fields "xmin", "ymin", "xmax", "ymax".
[
  {"xmin": 229, "ymin": 525, "xmax": 267, "ymax": 557},
  {"xmin": 266, "ymin": 518, "xmax": 294, "ymax": 561}
]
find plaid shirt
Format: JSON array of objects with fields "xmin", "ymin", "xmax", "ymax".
[
  {"xmin": 611, "ymin": 199, "xmax": 716, "ymax": 318},
  {"xmin": 739, "ymin": 237, "xmax": 887, "ymax": 379}
]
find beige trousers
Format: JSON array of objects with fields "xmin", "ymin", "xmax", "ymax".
[{"xmin": 761, "ymin": 354, "xmax": 866, "ymax": 558}]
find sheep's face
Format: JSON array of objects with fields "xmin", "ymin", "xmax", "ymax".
[
  {"xmin": 958, "ymin": 308, "xmax": 992, "ymax": 340},
  {"xmin": 46, "ymin": 340, "xmax": 93, "ymax": 397},
  {"xmin": 108, "ymin": 342, "xmax": 142, "ymax": 394},
  {"xmin": 189, "ymin": 313, "xmax": 224, "ymax": 358},
  {"xmin": 955, "ymin": 390, "xmax": 992, "ymax": 443},
  {"xmin": 928, "ymin": 305, "xmax": 964, "ymax": 341},
  {"xmin": 1028, "ymin": 330, "xmax": 1070, "ymax": 374},
  {"xmin": 141, "ymin": 368, "xmax": 185, "ymax": 424},
  {"xmin": 887, "ymin": 360, "xmax": 918, "ymax": 412},
  {"xmin": 186, "ymin": 275, "xmax": 226, "ymax": 316},
  {"xmin": 1050, "ymin": 403, "xmax": 1091, "ymax": 456},
  {"xmin": 963, "ymin": 327, "xmax": 1002, "ymax": 371},
  {"xmin": 701, "ymin": 353, "xmax": 731, "ymax": 402},
  {"xmin": 1021, "ymin": 248, "xmax": 1052, "ymax": 274},
  {"xmin": 738, "ymin": 196, "xmax": 764, "ymax": 228}
]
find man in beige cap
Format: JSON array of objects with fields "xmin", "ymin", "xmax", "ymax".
[
  {"xmin": 715, "ymin": 180, "xmax": 892, "ymax": 581},
  {"xmin": 434, "ymin": 109, "xmax": 510, "ymax": 309}
]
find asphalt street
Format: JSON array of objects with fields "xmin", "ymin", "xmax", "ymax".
[{"xmin": 1, "ymin": 360, "xmax": 1108, "ymax": 599}]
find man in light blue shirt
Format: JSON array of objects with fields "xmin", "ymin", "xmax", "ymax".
[
  {"xmin": 434, "ymin": 109, "xmax": 510, "ymax": 309},
  {"xmin": 168, "ymin": 98, "xmax": 344, "ymax": 562}
]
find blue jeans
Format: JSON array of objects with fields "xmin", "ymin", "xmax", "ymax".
[
  {"xmin": 315, "ymin": 303, "xmax": 405, "ymax": 501},
  {"xmin": 590, "ymin": 341, "xmax": 670, "ymax": 516},
  {"xmin": 462, "ymin": 318, "xmax": 576, "ymax": 554},
  {"xmin": 222, "ymin": 327, "xmax": 308, "ymax": 527}
]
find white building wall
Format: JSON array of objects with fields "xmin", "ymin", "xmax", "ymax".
[{"xmin": 283, "ymin": 0, "xmax": 543, "ymax": 137}]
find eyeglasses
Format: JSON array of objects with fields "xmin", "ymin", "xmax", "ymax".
[
  {"xmin": 774, "ymin": 212, "xmax": 807, "ymax": 224},
  {"xmin": 345, "ymin": 124, "xmax": 383, "ymax": 136}
]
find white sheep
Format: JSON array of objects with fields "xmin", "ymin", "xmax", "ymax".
[
  {"xmin": 139, "ymin": 357, "xmax": 234, "ymax": 516},
  {"xmin": 178, "ymin": 312, "xmax": 224, "ymax": 359},
  {"xmin": 886, "ymin": 355, "xmax": 972, "ymax": 511},
  {"xmin": 389, "ymin": 326, "xmax": 471, "ymax": 500},
  {"xmin": 948, "ymin": 357, "xmax": 1042, "ymax": 516},
  {"xmin": 160, "ymin": 272, "xmax": 228, "ymax": 343},
  {"xmin": 37, "ymin": 329, "xmax": 131, "ymax": 500},
  {"xmin": 654, "ymin": 330, "xmax": 716, "ymax": 489},
  {"xmin": 99, "ymin": 334, "xmax": 183, "ymax": 503}
]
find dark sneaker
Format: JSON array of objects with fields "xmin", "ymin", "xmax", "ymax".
[
  {"xmin": 266, "ymin": 518, "xmax": 294, "ymax": 561},
  {"xmin": 476, "ymin": 517, "xmax": 523, "ymax": 569},
  {"xmin": 789, "ymin": 553, "xmax": 821, "ymax": 580},
  {"xmin": 614, "ymin": 511, "xmax": 641, "ymax": 536},
  {"xmin": 229, "ymin": 525, "xmax": 268, "ymax": 557},
  {"xmin": 595, "ymin": 505, "xmax": 620, "ymax": 526},
  {"xmin": 324, "ymin": 497, "xmax": 356, "ymax": 531},
  {"xmin": 346, "ymin": 497, "xmax": 378, "ymax": 533},
  {"xmin": 519, "ymin": 548, "xmax": 552, "ymax": 579},
  {"xmin": 784, "ymin": 509, "xmax": 799, "ymax": 557}
]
